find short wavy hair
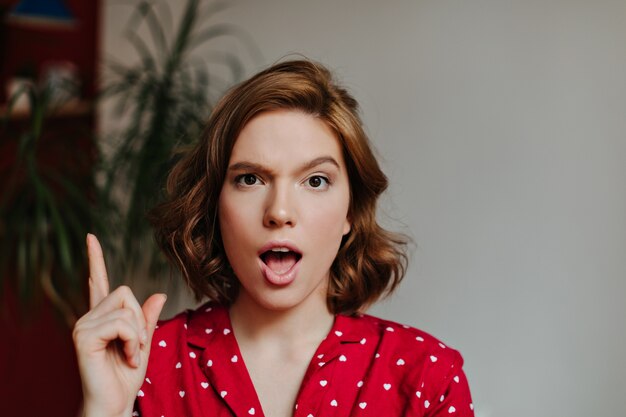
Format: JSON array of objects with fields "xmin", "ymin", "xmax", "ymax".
[{"xmin": 150, "ymin": 59, "xmax": 408, "ymax": 315}]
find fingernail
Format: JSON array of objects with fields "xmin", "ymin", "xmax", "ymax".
[
  {"xmin": 141, "ymin": 329, "xmax": 148, "ymax": 343},
  {"xmin": 134, "ymin": 352, "xmax": 141, "ymax": 367}
]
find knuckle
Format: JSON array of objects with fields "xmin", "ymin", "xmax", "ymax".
[
  {"xmin": 113, "ymin": 316, "xmax": 128, "ymax": 329},
  {"xmin": 117, "ymin": 285, "xmax": 132, "ymax": 296},
  {"xmin": 113, "ymin": 314, "xmax": 138, "ymax": 334},
  {"xmin": 119, "ymin": 307, "xmax": 135, "ymax": 321},
  {"xmin": 113, "ymin": 317, "xmax": 131, "ymax": 331},
  {"xmin": 73, "ymin": 316, "xmax": 84, "ymax": 330},
  {"xmin": 72, "ymin": 317, "xmax": 87, "ymax": 339},
  {"xmin": 72, "ymin": 325, "xmax": 88, "ymax": 346},
  {"xmin": 71, "ymin": 326, "xmax": 81, "ymax": 342}
]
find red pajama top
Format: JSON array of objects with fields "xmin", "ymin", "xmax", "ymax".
[{"xmin": 133, "ymin": 303, "xmax": 474, "ymax": 417}]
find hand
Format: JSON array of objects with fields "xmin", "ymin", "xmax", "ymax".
[{"xmin": 73, "ymin": 234, "xmax": 167, "ymax": 417}]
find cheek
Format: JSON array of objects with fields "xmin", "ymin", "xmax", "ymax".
[
  {"xmin": 219, "ymin": 187, "xmax": 260, "ymax": 228},
  {"xmin": 305, "ymin": 196, "xmax": 350, "ymax": 248},
  {"xmin": 218, "ymin": 192, "xmax": 254, "ymax": 254}
]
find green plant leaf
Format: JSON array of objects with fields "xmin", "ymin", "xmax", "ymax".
[
  {"xmin": 101, "ymin": 0, "xmax": 258, "ymax": 277},
  {"xmin": 141, "ymin": 0, "xmax": 169, "ymax": 59},
  {"xmin": 124, "ymin": 30, "xmax": 157, "ymax": 72}
]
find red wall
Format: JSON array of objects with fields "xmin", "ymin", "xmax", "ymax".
[
  {"xmin": 0, "ymin": 1, "xmax": 100, "ymax": 416},
  {"xmin": 0, "ymin": 284, "xmax": 83, "ymax": 417}
]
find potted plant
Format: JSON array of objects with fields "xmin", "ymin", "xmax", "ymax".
[
  {"xmin": 0, "ymin": 81, "xmax": 99, "ymax": 326},
  {"xmin": 101, "ymin": 0, "xmax": 258, "ymax": 281}
]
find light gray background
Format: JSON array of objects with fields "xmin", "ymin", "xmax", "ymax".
[{"xmin": 102, "ymin": 1, "xmax": 626, "ymax": 416}]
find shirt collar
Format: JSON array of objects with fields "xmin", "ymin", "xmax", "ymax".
[{"xmin": 186, "ymin": 302, "xmax": 374, "ymax": 349}]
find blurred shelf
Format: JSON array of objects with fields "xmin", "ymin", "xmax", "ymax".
[{"xmin": 0, "ymin": 100, "xmax": 92, "ymax": 120}]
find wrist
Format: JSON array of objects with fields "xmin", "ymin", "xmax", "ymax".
[{"xmin": 82, "ymin": 402, "xmax": 134, "ymax": 417}]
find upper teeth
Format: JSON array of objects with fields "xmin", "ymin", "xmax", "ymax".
[{"xmin": 271, "ymin": 247, "xmax": 290, "ymax": 252}]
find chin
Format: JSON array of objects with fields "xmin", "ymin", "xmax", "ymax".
[
  {"xmin": 252, "ymin": 292, "xmax": 311, "ymax": 312},
  {"xmin": 241, "ymin": 284, "xmax": 327, "ymax": 313}
]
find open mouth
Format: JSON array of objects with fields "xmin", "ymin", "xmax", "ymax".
[{"xmin": 260, "ymin": 248, "xmax": 302, "ymax": 275}]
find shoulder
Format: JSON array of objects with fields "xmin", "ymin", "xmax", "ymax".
[
  {"xmin": 153, "ymin": 309, "xmax": 192, "ymax": 339},
  {"xmin": 350, "ymin": 314, "xmax": 467, "ymax": 394},
  {"xmin": 346, "ymin": 314, "xmax": 474, "ymax": 414},
  {"xmin": 137, "ymin": 303, "xmax": 227, "ymax": 415},
  {"xmin": 357, "ymin": 313, "xmax": 465, "ymax": 368},
  {"xmin": 145, "ymin": 309, "xmax": 190, "ymax": 375},
  {"xmin": 147, "ymin": 302, "xmax": 226, "ymax": 373},
  {"xmin": 152, "ymin": 301, "xmax": 226, "ymax": 338}
]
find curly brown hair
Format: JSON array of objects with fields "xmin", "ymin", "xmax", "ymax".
[{"xmin": 149, "ymin": 59, "xmax": 408, "ymax": 315}]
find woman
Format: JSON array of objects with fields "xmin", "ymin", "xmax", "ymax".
[{"xmin": 74, "ymin": 60, "xmax": 474, "ymax": 417}]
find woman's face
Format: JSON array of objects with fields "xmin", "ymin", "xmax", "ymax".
[{"xmin": 218, "ymin": 109, "xmax": 351, "ymax": 312}]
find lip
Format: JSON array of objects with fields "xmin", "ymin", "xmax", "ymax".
[
  {"xmin": 257, "ymin": 240, "xmax": 302, "ymax": 256},
  {"xmin": 257, "ymin": 240, "xmax": 302, "ymax": 286}
]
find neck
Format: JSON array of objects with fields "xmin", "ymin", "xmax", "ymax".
[{"xmin": 229, "ymin": 292, "xmax": 334, "ymax": 347}]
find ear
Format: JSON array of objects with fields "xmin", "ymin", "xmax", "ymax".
[{"xmin": 342, "ymin": 215, "xmax": 351, "ymax": 236}]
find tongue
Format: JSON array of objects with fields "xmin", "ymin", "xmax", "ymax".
[{"xmin": 264, "ymin": 252, "xmax": 298, "ymax": 275}]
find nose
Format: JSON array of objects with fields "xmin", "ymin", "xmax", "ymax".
[{"xmin": 263, "ymin": 182, "xmax": 297, "ymax": 228}]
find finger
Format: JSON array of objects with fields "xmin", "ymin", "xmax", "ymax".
[
  {"xmin": 80, "ymin": 307, "xmax": 141, "ymax": 335},
  {"xmin": 87, "ymin": 234, "xmax": 110, "ymax": 309},
  {"xmin": 88, "ymin": 286, "xmax": 147, "ymax": 340},
  {"xmin": 74, "ymin": 313, "xmax": 142, "ymax": 368},
  {"xmin": 141, "ymin": 294, "xmax": 167, "ymax": 349},
  {"xmin": 101, "ymin": 317, "xmax": 143, "ymax": 368}
]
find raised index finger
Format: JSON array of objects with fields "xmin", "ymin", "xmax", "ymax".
[{"xmin": 87, "ymin": 233, "xmax": 110, "ymax": 309}]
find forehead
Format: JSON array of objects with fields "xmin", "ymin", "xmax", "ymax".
[{"xmin": 229, "ymin": 110, "xmax": 344, "ymax": 167}]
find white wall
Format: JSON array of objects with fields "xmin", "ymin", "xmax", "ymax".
[{"xmin": 102, "ymin": 1, "xmax": 626, "ymax": 416}]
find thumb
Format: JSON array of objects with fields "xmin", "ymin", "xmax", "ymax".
[{"xmin": 142, "ymin": 293, "xmax": 167, "ymax": 340}]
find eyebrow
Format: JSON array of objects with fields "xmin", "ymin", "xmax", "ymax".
[{"xmin": 228, "ymin": 156, "xmax": 340, "ymax": 174}]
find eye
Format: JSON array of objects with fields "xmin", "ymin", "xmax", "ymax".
[
  {"xmin": 236, "ymin": 174, "xmax": 261, "ymax": 186},
  {"xmin": 306, "ymin": 175, "xmax": 330, "ymax": 189}
]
